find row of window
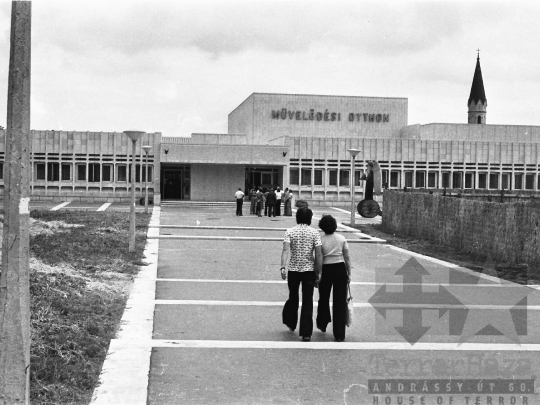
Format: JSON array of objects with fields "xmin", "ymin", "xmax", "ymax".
[
  {"xmin": 290, "ymin": 168, "xmax": 540, "ymax": 190},
  {"xmin": 34, "ymin": 163, "xmax": 153, "ymax": 183},
  {"xmin": 289, "ymin": 168, "xmax": 366, "ymax": 187}
]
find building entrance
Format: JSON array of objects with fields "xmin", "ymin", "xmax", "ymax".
[
  {"xmin": 245, "ymin": 167, "xmax": 280, "ymax": 192},
  {"xmin": 161, "ymin": 165, "xmax": 190, "ymax": 200}
]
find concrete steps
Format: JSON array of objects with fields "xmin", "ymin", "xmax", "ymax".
[{"xmin": 161, "ymin": 200, "xmax": 236, "ymax": 207}]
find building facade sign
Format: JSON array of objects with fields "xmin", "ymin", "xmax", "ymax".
[{"xmin": 271, "ymin": 109, "xmax": 390, "ymax": 123}]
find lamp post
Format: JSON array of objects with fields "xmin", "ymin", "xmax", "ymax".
[
  {"xmin": 124, "ymin": 130, "xmax": 145, "ymax": 252},
  {"xmin": 141, "ymin": 145, "xmax": 152, "ymax": 214},
  {"xmin": 347, "ymin": 149, "xmax": 361, "ymax": 226}
]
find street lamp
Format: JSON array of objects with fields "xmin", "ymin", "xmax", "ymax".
[
  {"xmin": 124, "ymin": 130, "xmax": 145, "ymax": 252},
  {"xmin": 141, "ymin": 145, "xmax": 152, "ymax": 214},
  {"xmin": 347, "ymin": 148, "xmax": 361, "ymax": 226}
]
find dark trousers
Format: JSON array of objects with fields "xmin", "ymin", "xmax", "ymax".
[
  {"xmin": 276, "ymin": 199, "xmax": 281, "ymax": 216},
  {"xmin": 267, "ymin": 203, "xmax": 275, "ymax": 217},
  {"xmin": 283, "ymin": 271, "xmax": 316, "ymax": 337},
  {"xmin": 317, "ymin": 262, "xmax": 348, "ymax": 340},
  {"xmin": 236, "ymin": 199, "xmax": 243, "ymax": 216},
  {"xmin": 264, "ymin": 201, "xmax": 268, "ymax": 216}
]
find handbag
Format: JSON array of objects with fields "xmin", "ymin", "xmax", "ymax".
[{"xmin": 345, "ymin": 284, "xmax": 354, "ymax": 327}]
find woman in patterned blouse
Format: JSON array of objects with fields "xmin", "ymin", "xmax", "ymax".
[{"xmin": 280, "ymin": 208, "xmax": 323, "ymax": 341}]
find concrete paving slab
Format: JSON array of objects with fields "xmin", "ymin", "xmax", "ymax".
[
  {"xmin": 147, "ymin": 347, "xmax": 540, "ymax": 405},
  {"xmin": 155, "ymin": 280, "xmax": 540, "ymax": 306},
  {"xmin": 151, "ymin": 304, "xmax": 540, "ymax": 344}
]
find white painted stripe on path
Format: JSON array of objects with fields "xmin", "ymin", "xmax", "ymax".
[
  {"xmin": 154, "ymin": 299, "xmax": 540, "ymax": 310},
  {"xmin": 91, "ymin": 207, "xmax": 161, "ymax": 405},
  {"xmin": 148, "ymin": 339, "xmax": 540, "ymax": 351},
  {"xmin": 50, "ymin": 201, "xmax": 70, "ymax": 211},
  {"xmin": 150, "ymin": 234, "xmax": 383, "ymax": 243},
  {"xmin": 155, "ymin": 278, "xmax": 539, "ymax": 288},
  {"xmin": 152, "ymin": 224, "xmax": 361, "ymax": 233},
  {"xmin": 330, "ymin": 206, "xmax": 360, "ymax": 216},
  {"xmin": 97, "ymin": 203, "xmax": 111, "ymax": 211}
]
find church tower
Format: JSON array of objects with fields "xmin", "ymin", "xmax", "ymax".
[{"xmin": 468, "ymin": 52, "xmax": 487, "ymax": 124}]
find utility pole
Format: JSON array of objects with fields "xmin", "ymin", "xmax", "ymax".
[
  {"xmin": 124, "ymin": 131, "xmax": 144, "ymax": 252},
  {"xmin": 0, "ymin": 1, "xmax": 32, "ymax": 404}
]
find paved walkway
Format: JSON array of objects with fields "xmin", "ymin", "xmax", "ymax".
[{"xmin": 92, "ymin": 204, "xmax": 540, "ymax": 405}]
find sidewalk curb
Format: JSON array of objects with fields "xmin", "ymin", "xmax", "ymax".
[{"xmin": 91, "ymin": 207, "xmax": 161, "ymax": 405}]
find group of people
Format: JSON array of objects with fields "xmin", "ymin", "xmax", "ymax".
[
  {"xmin": 234, "ymin": 186, "xmax": 294, "ymax": 217},
  {"xmin": 280, "ymin": 209, "xmax": 352, "ymax": 342}
]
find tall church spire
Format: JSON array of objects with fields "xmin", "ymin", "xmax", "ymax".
[{"xmin": 468, "ymin": 51, "xmax": 487, "ymax": 124}]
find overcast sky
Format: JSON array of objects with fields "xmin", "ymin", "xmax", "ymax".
[{"xmin": 1, "ymin": 1, "xmax": 539, "ymax": 137}]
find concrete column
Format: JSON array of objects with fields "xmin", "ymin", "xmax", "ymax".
[{"xmin": 0, "ymin": 2, "xmax": 32, "ymax": 403}]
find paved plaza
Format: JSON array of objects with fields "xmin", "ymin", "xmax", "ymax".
[{"xmin": 91, "ymin": 204, "xmax": 540, "ymax": 405}]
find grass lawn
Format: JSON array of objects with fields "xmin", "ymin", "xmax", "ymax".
[{"xmin": 3, "ymin": 210, "xmax": 151, "ymax": 404}]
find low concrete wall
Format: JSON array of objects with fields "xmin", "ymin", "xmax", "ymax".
[{"xmin": 382, "ymin": 190, "xmax": 540, "ymax": 267}]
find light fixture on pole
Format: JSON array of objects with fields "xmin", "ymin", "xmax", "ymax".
[
  {"xmin": 347, "ymin": 148, "xmax": 361, "ymax": 226},
  {"xmin": 141, "ymin": 145, "xmax": 152, "ymax": 214},
  {"xmin": 124, "ymin": 130, "xmax": 145, "ymax": 252}
]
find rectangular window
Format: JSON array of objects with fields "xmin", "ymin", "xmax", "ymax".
[
  {"xmin": 88, "ymin": 163, "xmax": 100, "ymax": 182},
  {"xmin": 102, "ymin": 164, "xmax": 112, "ymax": 182},
  {"xmin": 502, "ymin": 173, "xmax": 511, "ymax": 190},
  {"xmin": 478, "ymin": 173, "xmax": 487, "ymax": 189},
  {"xmin": 0, "ymin": 163, "xmax": 3, "ymax": 180},
  {"xmin": 452, "ymin": 172, "xmax": 462, "ymax": 189},
  {"xmin": 390, "ymin": 171, "xmax": 400, "ymax": 188},
  {"xmin": 147, "ymin": 166, "xmax": 153, "ymax": 182},
  {"xmin": 427, "ymin": 172, "xmax": 438, "ymax": 188},
  {"xmin": 77, "ymin": 164, "xmax": 86, "ymax": 181},
  {"xmin": 514, "ymin": 174, "xmax": 523, "ymax": 190},
  {"xmin": 354, "ymin": 169, "xmax": 364, "ymax": 186},
  {"xmin": 382, "ymin": 170, "xmax": 388, "ymax": 189},
  {"xmin": 47, "ymin": 163, "xmax": 59, "ymax": 181},
  {"xmin": 36, "ymin": 163, "xmax": 45, "ymax": 180},
  {"xmin": 442, "ymin": 172, "xmax": 451, "ymax": 188},
  {"xmin": 465, "ymin": 173, "xmax": 474, "ymax": 189},
  {"xmin": 301, "ymin": 169, "xmax": 311, "ymax": 186},
  {"xmin": 61, "ymin": 164, "xmax": 71, "ymax": 181},
  {"xmin": 404, "ymin": 171, "xmax": 413, "ymax": 188},
  {"xmin": 329, "ymin": 170, "xmax": 338, "ymax": 186},
  {"xmin": 314, "ymin": 169, "xmax": 323, "ymax": 186},
  {"xmin": 415, "ymin": 171, "xmax": 425, "ymax": 188},
  {"xmin": 339, "ymin": 170, "xmax": 349, "ymax": 186},
  {"xmin": 128, "ymin": 164, "xmax": 142, "ymax": 182},
  {"xmin": 526, "ymin": 174, "xmax": 535, "ymax": 190},
  {"xmin": 117, "ymin": 165, "xmax": 127, "ymax": 182},
  {"xmin": 489, "ymin": 173, "xmax": 499, "ymax": 189},
  {"xmin": 289, "ymin": 169, "xmax": 299, "ymax": 185}
]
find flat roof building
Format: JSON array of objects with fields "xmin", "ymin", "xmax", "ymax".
[{"xmin": 1, "ymin": 55, "xmax": 539, "ymax": 204}]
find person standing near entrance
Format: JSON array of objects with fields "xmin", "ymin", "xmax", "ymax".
[
  {"xmin": 275, "ymin": 187, "xmax": 283, "ymax": 216},
  {"xmin": 249, "ymin": 187, "xmax": 257, "ymax": 215},
  {"xmin": 235, "ymin": 187, "xmax": 244, "ymax": 216},
  {"xmin": 283, "ymin": 188, "xmax": 293, "ymax": 216},
  {"xmin": 267, "ymin": 188, "xmax": 277, "ymax": 217},
  {"xmin": 256, "ymin": 187, "xmax": 263, "ymax": 217},
  {"xmin": 264, "ymin": 188, "xmax": 270, "ymax": 216}
]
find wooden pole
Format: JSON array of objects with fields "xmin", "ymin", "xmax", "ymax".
[{"xmin": 0, "ymin": 1, "xmax": 32, "ymax": 404}]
